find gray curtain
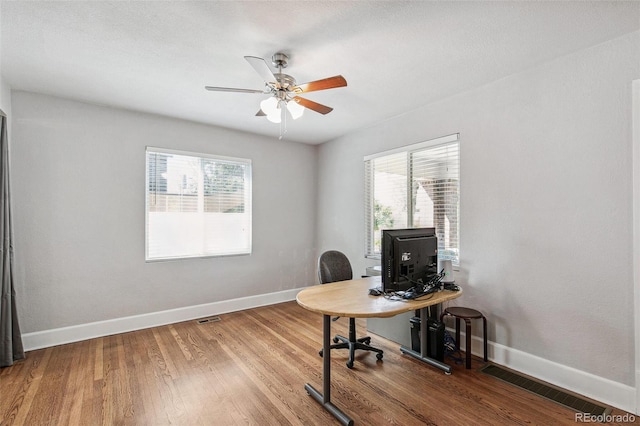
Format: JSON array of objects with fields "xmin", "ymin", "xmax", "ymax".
[{"xmin": 0, "ymin": 109, "xmax": 24, "ymax": 367}]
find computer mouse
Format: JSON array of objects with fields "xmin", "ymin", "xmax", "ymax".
[{"xmin": 368, "ymin": 288, "xmax": 382, "ymax": 296}]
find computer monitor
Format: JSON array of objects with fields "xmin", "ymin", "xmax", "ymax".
[{"xmin": 381, "ymin": 228, "xmax": 438, "ymax": 293}]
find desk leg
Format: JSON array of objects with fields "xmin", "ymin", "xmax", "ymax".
[
  {"xmin": 304, "ymin": 314, "xmax": 354, "ymax": 426},
  {"xmin": 400, "ymin": 306, "xmax": 452, "ymax": 374}
]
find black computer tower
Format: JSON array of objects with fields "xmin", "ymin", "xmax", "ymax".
[{"xmin": 410, "ymin": 316, "xmax": 445, "ymax": 361}]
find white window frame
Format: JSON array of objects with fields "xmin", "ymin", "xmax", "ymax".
[
  {"xmin": 364, "ymin": 133, "xmax": 460, "ymax": 265},
  {"xmin": 145, "ymin": 147, "xmax": 252, "ymax": 261}
]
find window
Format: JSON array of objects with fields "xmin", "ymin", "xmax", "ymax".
[
  {"xmin": 146, "ymin": 147, "xmax": 252, "ymax": 261},
  {"xmin": 364, "ymin": 134, "xmax": 460, "ymax": 265}
]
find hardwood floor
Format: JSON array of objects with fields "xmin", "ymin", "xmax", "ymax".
[{"xmin": 0, "ymin": 301, "xmax": 633, "ymax": 425}]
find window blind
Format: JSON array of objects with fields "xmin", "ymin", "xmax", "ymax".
[
  {"xmin": 146, "ymin": 147, "xmax": 252, "ymax": 261},
  {"xmin": 364, "ymin": 134, "xmax": 460, "ymax": 264}
]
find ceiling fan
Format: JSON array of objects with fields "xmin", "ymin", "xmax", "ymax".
[{"xmin": 205, "ymin": 52, "xmax": 347, "ymax": 125}]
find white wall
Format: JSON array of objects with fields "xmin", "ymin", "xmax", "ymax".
[
  {"xmin": 11, "ymin": 92, "xmax": 318, "ymax": 334},
  {"xmin": 634, "ymin": 79, "xmax": 640, "ymax": 416},
  {"xmin": 317, "ymin": 31, "xmax": 640, "ymax": 410},
  {"xmin": 0, "ymin": 1, "xmax": 7, "ymax": 118},
  {"xmin": 0, "ymin": 76, "xmax": 11, "ymax": 119}
]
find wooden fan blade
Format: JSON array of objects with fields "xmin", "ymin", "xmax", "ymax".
[
  {"xmin": 205, "ymin": 86, "xmax": 264, "ymax": 94},
  {"xmin": 292, "ymin": 97, "xmax": 334, "ymax": 115},
  {"xmin": 292, "ymin": 75, "xmax": 347, "ymax": 94},
  {"xmin": 244, "ymin": 56, "xmax": 277, "ymax": 85}
]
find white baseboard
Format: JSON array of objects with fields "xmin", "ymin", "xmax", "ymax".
[
  {"xmin": 636, "ymin": 369, "xmax": 640, "ymax": 415},
  {"xmin": 458, "ymin": 330, "xmax": 637, "ymax": 415},
  {"xmin": 22, "ymin": 287, "xmax": 301, "ymax": 352},
  {"xmin": 631, "ymin": 370, "xmax": 640, "ymax": 416}
]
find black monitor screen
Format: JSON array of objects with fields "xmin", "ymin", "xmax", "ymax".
[{"xmin": 381, "ymin": 228, "xmax": 438, "ymax": 293}]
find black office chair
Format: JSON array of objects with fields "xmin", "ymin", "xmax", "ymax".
[{"xmin": 317, "ymin": 250, "xmax": 383, "ymax": 368}]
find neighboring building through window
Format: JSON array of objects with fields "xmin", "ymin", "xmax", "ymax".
[
  {"xmin": 146, "ymin": 147, "xmax": 252, "ymax": 260},
  {"xmin": 364, "ymin": 133, "xmax": 460, "ymax": 265}
]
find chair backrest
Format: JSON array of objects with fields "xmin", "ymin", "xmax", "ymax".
[{"xmin": 318, "ymin": 250, "xmax": 353, "ymax": 284}]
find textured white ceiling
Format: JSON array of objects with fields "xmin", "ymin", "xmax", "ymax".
[{"xmin": 1, "ymin": 1, "xmax": 639, "ymax": 144}]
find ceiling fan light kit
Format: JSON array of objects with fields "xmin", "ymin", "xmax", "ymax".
[
  {"xmin": 260, "ymin": 96, "xmax": 282, "ymax": 123},
  {"xmin": 286, "ymin": 99, "xmax": 305, "ymax": 120},
  {"xmin": 205, "ymin": 52, "xmax": 347, "ymax": 138}
]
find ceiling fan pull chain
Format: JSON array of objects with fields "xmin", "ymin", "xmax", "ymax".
[{"xmin": 279, "ymin": 101, "xmax": 287, "ymax": 140}]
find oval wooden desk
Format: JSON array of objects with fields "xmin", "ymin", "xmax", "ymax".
[{"xmin": 296, "ymin": 276, "xmax": 462, "ymax": 426}]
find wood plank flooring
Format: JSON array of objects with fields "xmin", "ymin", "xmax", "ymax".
[{"xmin": 0, "ymin": 301, "xmax": 634, "ymax": 425}]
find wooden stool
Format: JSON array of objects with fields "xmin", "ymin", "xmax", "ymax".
[{"xmin": 440, "ymin": 307, "xmax": 488, "ymax": 369}]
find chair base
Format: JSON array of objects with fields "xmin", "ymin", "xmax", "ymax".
[{"xmin": 319, "ymin": 318, "xmax": 384, "ymax": 369}]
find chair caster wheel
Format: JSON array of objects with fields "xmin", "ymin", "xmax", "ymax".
[
  {"xmin": 363, "ymin": 338, "xmax": 371, "ymax": 345},
  {"xmin": 376, "ymin": 353, "xmax": 383, "ymax": 361},
  {"xmin": 333, "ymin": 337, "xmax": 339, "ymax": 344},
  {"xmin": 346, "ymin": 360, "xmax": 354, "ymax": 369},
  {"xmin": 445, "ymin": 371, "xmax": 452, "ymax": 376},
  {"xmin": 319, "ymin": 350, "xmax": 323, "ymax": 357}
]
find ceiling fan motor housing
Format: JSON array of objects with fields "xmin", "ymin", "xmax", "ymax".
[{"xmin": 274, "ymin": 73, "xmax": 296, "ymax": 91}]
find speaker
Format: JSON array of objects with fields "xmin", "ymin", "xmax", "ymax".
[{"xmin": 439, "ymin": 259, "xmax": 454, "ymax": 283}]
